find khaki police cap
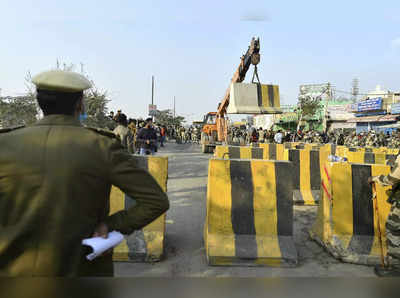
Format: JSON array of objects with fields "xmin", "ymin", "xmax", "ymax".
[{"xmin": 32, "ymin": 70, "xmax": 92, "ymax": 92}]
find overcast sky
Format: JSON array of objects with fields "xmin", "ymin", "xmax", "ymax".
[{"xmin": 0, "ymin": 0, "xmax": 399, "ymax": 122}]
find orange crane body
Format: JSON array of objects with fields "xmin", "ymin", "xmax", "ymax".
[{"xmin": 201, "ymin": 38, "xmax": 260, "ymax": 148}]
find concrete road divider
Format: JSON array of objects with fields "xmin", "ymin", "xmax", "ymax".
[
  {"xmin": 345, "ymin": 151, "xmax": 397, "ymax": 165},
  {"xmin": 110, "ymin": 156, "xmax": 168, "ymax": 262},
  {"xmin": 310, "ymin": 162, "xmax": 392, "ymax": 265},
  {"xmin": 284, "ymin": 149, "xmax": 328, "ymax": 205},
  {"xmin": 204, "ymin": 158, "xmax": 298, "ymax": 266},
  {"xmin": 258, "ymin": 143, "xmax": 287, "ymax": 160},
  {"xmin": 214, "ymin": 145, "xmax": 263, "ymax": 159}
]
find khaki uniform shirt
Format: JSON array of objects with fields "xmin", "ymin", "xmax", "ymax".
[{"xmin": 0, "ymin": 115, "xmax": 169, "ymax": 276}]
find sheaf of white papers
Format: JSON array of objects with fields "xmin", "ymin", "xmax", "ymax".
[{"xmin": 82, "ymin": 231, "xmax": 124, "ymax": 261}]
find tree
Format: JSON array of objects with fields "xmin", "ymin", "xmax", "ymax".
[
  {"xmin": 0, "ymin": 62, "xmax": 113, "ymax": 129},
  {"xmin": 0, "ymin": 95, "xmax": 38, "ymax": 127},
  {"xmin": 154, "ymin": 109, "xmax": 185, "ymax": 127},
  {"xmin": 0, "ymin": 72, "xmax": 38, "ymax": 128},
  {"xmin": 82, "ymin": 84, "xmax": 112, "ymax": 129},
  {"xmin": 296, "ymin": 86, "xmax": 330, "ymax": 131}
]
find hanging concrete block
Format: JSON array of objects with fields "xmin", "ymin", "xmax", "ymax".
[{"xmin": 227, "ymin": 83, "xmax": 282, "ymax": 114}]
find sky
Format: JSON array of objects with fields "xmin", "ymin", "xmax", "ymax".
[{"xmin": 0, "ymin": 0, "xmax": 399, "ymax": 123}]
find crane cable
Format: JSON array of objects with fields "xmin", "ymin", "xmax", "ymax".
[{"xmin": 251, "ymin": 65, "xmax": 261, "ymax": 84}]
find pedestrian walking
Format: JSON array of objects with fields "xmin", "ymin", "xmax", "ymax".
[{"xmin": 137, "ymin": 118, "xmax": 158, "ymax": 155}]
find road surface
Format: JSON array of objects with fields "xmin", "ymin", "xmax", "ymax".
[{"xmin": 115, "ymin": 142, "xmax": 375, "ymax": 277}]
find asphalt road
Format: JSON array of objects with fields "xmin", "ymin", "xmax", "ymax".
[{"xmin": 115, "ymin": 142, "xmax": 376, "ymax": 277}]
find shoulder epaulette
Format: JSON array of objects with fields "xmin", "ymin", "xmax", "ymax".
[
  {"xmin": 85, "ymin": 126, "xmax": 117, "ymax": 139},
  {"xmin": 0, "ymin": 125, "xmax": 25, "ymax": 133}
]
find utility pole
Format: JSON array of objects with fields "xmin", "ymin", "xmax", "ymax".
[
  {"xmin": 151, "ymin": 76, "xmax": 154, "ymax": 106},
  {"xmin": 173, "ymin": 96, "xmax": 176, "ymax": 119},
  {"xmin": 151, "ymin": 76, "xmax": 155, "ymax": 121}
]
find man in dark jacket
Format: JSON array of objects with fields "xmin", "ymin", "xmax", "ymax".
[{"xmin": 137, "ymin": 118, "xmax": 158, "ymax": 155}]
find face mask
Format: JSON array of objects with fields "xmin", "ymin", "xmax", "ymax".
[
  {"xmin": 78, "ymin": 102, "xmax": 87, "ymax": 123},
  {"xmin": 78, "ymin": 113, "xmax": 88, "ymax": 123}
]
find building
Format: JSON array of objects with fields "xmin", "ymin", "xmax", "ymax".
[
  {"xmin": 253, "ymin": 114, "xmax": 275, "ymax": 130},
  {"xmin": 325, "ymin": 100, "xmax": 355, "ymax": 131},
  {"xmin": 346, "ymin": 86, "xmax": 400, "ymax": 133}
]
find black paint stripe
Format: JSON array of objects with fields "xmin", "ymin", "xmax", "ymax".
[
  {"xmin": 349, "ymin": 147, "xmax": 357, "ymax": 152},
  {"xmin": 348, "ymin": 164, "xmax": 374, "ymax": 254},
  {"xmin": 268, "ymin": 85, "xmax": 274, "ymax": 107},
  {"xmin": 251, "ymin": 148, "xmax": 263, "ymax": 159},
  {"xmin": 228, "ymin": 146, "xmax": 241, "ymax": 159},
  {"xmin": 256, "ymin": 84, "xmax": 263, "ymax": 108},
  {"xmin": 125, "ymin": 156, "xmax": 149, "ymax": 209},
  {"xmin": 365, "ymin": 148, "xmax": 373, "ymax": 153},
  {"xmin": 275, "ymin": 161, "xmax": 295, "ymax": 260},
  {"xmin": 269, "ymin": 144, "xmax": 277, "ymax": 160},
  {"xmin": 331, "ymin": 144, "xmax": 336, "ymax": 155},
  {"xmin": 387, "ymin": 154, "xmax": 396, "ymax": 164},
  {"xmin": 230, "ymin": 160, "xmax": 258, "ymax": 258},
  {"xmin": 364, "ymin": 153, "xmax": 375, "ymax": 164},
  {"xmin": 288, "ymin": 150, "xmax": 300, "ymax": 189},
  {"xmin": 310, "ymin": 150, "xmax": 321, "ymax": 190}
]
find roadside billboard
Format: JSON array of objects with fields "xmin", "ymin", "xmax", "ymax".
[{"xmin": 356, "ymin": 97, "xmax": 382, "ymax": 112}]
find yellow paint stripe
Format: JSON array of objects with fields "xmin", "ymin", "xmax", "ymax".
[
  {"xmin": 374, "ymin": 154, "xmax": 386, "ymax": 165},
  {"xmin": 370, "ymin": 165, "xmax": 391, "ymax": 258},
  {"xmin": 300, "ymin": 150, "xmax": 315, "ymax": 205},
  {"xmin": 109, "ymin": 186, "xmax": 130, "ymax": 259},
  {"xmin": 346, "ymin": 152, "xmax": 364, "ymax": 164},
  {"xmin": 311, "ymin": 161, "xmax": 332, "ymax": 242},
  {"xmin": 206, "ymin": 159, "xmax": 235, "ymax": 258},
  {"xmin": 261, "ymin": 143, "xmax": 269, "ymax": 160},
  {"xmin": 215, "ymin": 146, "xmax": 229, "ymax": 159},
  {"xmin": 273, "ymin": 85, "xmax": 280, "ymax": 107},
  {"xmin": 276, "ymin": 144, "xmax": 285, "ymax": 161},
  {"xmin": 142, "ymin": 157, "xmax": 168, "ymax": 259},
  {"xmin": 331, "ymin": 162, "xmax": 353, "ymax": 250},
  {"xmin": 240, "ymin": 147, "xmax": 252, "ymax": 159},
  {"xmin": 251, "ymin": 161, "xmax": 281, "ymax": 265},
  {"xmin": 261, "ymin": 84, "xmax": 271, "ymax": 107}
]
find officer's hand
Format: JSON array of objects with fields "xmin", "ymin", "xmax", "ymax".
[
  {"xmin": 367, "ymin": 177, "xmax": 374, "ymax": 185},
  {"xmin": 92, "ymin": 222, "xmax": 109, "ymax": 239}
]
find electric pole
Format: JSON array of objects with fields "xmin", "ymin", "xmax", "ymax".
[
  {"xmin": 173, "ymin": 96, "xmax": 176, "ymax": 119},
  {"xmin": 151, "ymin": 76, "xmax": 155, "ymax": 121},
  {"xmin": 151, "ymin": 76, "xmax": 154, "ymax": 106}
]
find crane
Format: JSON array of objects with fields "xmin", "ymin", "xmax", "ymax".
[{"xmin": 201, "ymin": 37, "xmax": 261, "ymax": 153}]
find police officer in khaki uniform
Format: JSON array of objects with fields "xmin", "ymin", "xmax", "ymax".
[{"xmin": 0, "ymin": 70, "xmax": 169, "ymax": 277}]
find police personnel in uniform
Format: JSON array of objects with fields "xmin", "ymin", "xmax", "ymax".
[
  {"xmin": 370, "ymin": 155, "xmax": 400, "ymax": 277},
  {"xmin": 0, "ymin": 70, "xmax": 169, "ymax": 277}
]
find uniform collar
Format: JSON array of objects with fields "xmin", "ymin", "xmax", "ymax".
[{"xmin": 34, "ymin": 114, "xmax": 82, "ymax": 126}]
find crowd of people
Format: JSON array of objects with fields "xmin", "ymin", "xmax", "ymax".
[
  {"xmin": 106, "ymin": 110, "xmax": 204, "ymax": 154},
  {"xmin": 228, "ymin": 126, "xmax": 400, "ymax": 148},
  {"xmin": 106, "ymin": 110, "xmax": 167, "ymax": 155}
]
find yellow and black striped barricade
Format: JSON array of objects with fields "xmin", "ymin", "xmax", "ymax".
[
  {"xmin": 283, "ymin": 149, "xmax": 328, "ymax": 205},
  {"xmin": 323, "ymin": 144, "xmax": 338, "ymax": 156},
  {"xmin": 294, "ymin": 143, "xmax": 321, "ymax": 151},
  {"xmin": 214, "ymin": 145, "xmax": 264, "ymax": 159},
  {"xmin": 344, "ymin": 151, "xmax": 397, "ymax": 165},
  {"xmin": 380, "ymin": 148, "xmax": 400, "ymax": 155},
  {"xmin": 204, "ymin": 158, "xmax": 298, "ymax": 266},
  {"xmin": 310, "ymin": 162, "xmax": 392, "ymax": 265},
  {"xmin": 109, "ymin": 156, "xmax": 168, "ymax": 262},
  {"xmin": 258, "ymin": 143, "xmax": 287, "ymax": 160}
]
